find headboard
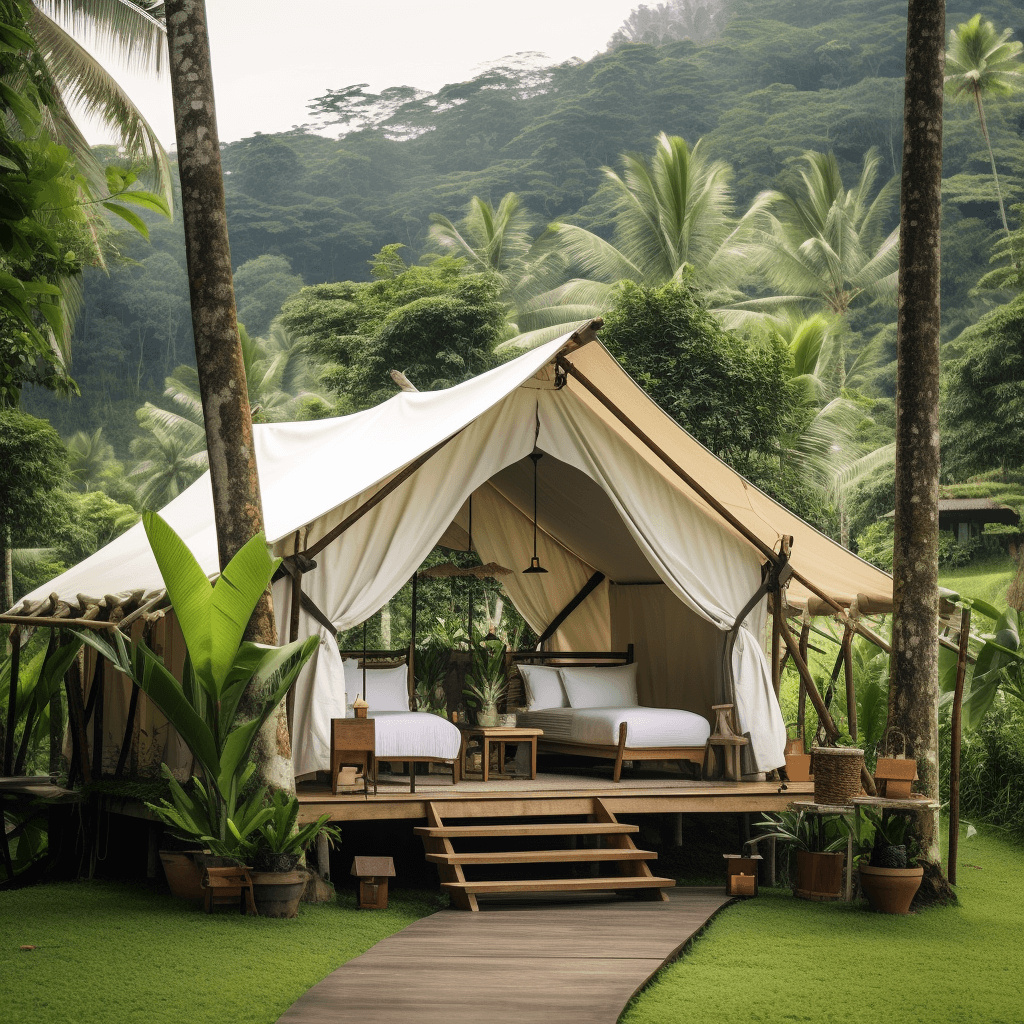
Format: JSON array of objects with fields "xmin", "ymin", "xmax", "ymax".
[
  {"xmin": 505, "ymin": 645, "xmax": 634, "ymax": 707},
  {"xmin": 338, "ymin": 646, "xmax": 413, "ymax": 703}
]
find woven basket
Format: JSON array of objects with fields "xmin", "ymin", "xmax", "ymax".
[{"xmin": 810, "ymin": 746, "xmax": 864, "ymax": 805}]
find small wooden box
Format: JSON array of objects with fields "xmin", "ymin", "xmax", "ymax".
[
  {"xmin": 874, "ymin": 757, "xmax": 917, "ymax": 799},
  {"xmin": 724, "ymin": 853, "xmax": 762, "ymax": 897}
]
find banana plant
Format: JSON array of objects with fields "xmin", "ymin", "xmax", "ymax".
[{"xmin": 78, "ymin": 511, "xmax": 319, "ymax": 855}]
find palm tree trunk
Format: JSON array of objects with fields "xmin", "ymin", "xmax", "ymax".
[
  {"xmin": 890, "ymin": 0, "xmax": 954, "ymax": 906},
  {"xmin": 972, "ymin": 85, "xmax": 1010, "ymax": 235},
  {"xmin": 164, "ymin": 0, "xmax": 293, "ymax": 794}
]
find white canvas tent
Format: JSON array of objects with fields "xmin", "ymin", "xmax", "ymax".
[{"xmin": 14, "ymin": 328, "xmax": 894, "ymax": 780}]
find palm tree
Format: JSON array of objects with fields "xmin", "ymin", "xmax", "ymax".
[
  {"xmin": 427, "ymin": 193, "xmax": 566, "ymax": 336},
  {"xmin": 127, "ymin": 414, "xmax": 208, "ymax": 510},
  {"xmin": 945, "ymin": 15, "xmax": 1023, "ymax": 236},
  {"xmin": 728, "ymin": 149, "xmax": 899, "ymax": 322},
  {"xmin": 499, "ymin": 133, "xmax": 745, "ymax": 351},
  {"xmin": 772, "ymin": 313, "xmax": 894, "ymax": 546},
  {"xmin": 29, "ymin": 1, "xmax": 172, "ymax": 204},
  {"xmin": 65, "ymin": 426, "xmax": 119, "ymax": 491}
]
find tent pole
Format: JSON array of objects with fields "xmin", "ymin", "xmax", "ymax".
[
  {"xmin": 842, "ymin": 600, "xmax": 858, "ymax": 741},
  {"xmin": 948, "ymin": 605, "xmax": 971, "ymax": 885},
  {"xmin": 777, "ymin": 613, "xmax": 876, "ymax": 795},
  {"xmin": 770, "ymin": 591, "xmax": 782, "ymax": 700},
  {"xmin": 537, "ymin": 571, "xmax": 606, "ymax": 646},
  {"xmin": 557, "ymin": 357, "xmax": 780, "ymax": 566},
  {"xmin": 797, "ymin": 611, "xmax": 810, "ymax": 745},
  {"xmin": 409, "ymin": 573, "xmax": 417, "ymax": 707},
  {"xmin": 302, "ymin": 429, "xmax": 467, "ymax": 560},
  {"xmin": 3, "ymin": 625, "xmax": 19, "ymax": 774}
]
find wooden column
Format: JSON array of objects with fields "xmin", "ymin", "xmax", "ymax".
[
  {"xmin": 770, "ymin": 594, "xmax": 782, "ymax": 700},
  {"xmin": 4, "ymin": 625, "xmax": 20, "ymax": 775},
  {"xmin": 842, "ymin": 602, "xmax": 858, "ymax": 740},
  {"xmin": 948, "ymin": 605, "xmax": 971, "ymax": 886},
  {"xmin": 797, "ymin": 611, "xmax": 810, "ymax": 745}
]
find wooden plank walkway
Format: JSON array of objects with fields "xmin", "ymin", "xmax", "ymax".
[{"xmin": 276, "ymin": 887, "xmax": 732, "ymax": 1024}]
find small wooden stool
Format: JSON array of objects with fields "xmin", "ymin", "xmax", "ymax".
[
  {"xmin": 202, "ymin": 865, "xmax": 256, "ymax": 914},
  {"xmin": 351, "ymin": 856, "xmax": 395, "ymax": 910},
  {"xmin": 702, "ymin": 703, "xmax": 749, "ymax": 781},
  {"xmin": 331, "ymin": 718, "xmax": 376, "ymax": 795}
]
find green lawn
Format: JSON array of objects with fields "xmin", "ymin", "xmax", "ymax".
[
  {"xmin": 0, "ymin": 884, "xmax": 443, "ymax": 1024},
  {"xmin": 939, "ymin": 555, "xmax": 1017, "ymax": 613},
  {"xmin": 623, "ymin": 829, "xmax": 1024, "ymax": 1024},
  {"xmin": 4, "ymin": 835, "xmax": 1022, "ymax": 1024}
]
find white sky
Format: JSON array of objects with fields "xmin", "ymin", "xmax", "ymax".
[{"xmin": 83, "ymin": 1, "xmax": 640, "ymax": 148}]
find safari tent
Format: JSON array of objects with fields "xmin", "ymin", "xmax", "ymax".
[{"xmin": 8, "ymin": 324, "xmax": 894, "ymax": 782}]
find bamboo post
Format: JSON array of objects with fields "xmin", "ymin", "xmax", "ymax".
[
  {"xmin": 797, "ymin": 610, "xmax": 810, "ymax": 745},
  {"xmin": 4, "ymin": 625, "xmax": 19, "ymax": 775},
  {"xmin": 948, "ymin": 605, "xmax": 971, "ymax": 886},
  {"xmin": 771, "ymin": 593, "xmax": 782, "ymax": 699},
  {"xmin": 843, "ymin": 599, "xmax": 859, "ymax": 741}
]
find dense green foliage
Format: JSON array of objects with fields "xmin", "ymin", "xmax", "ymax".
[{"xmin": 0, "ymin": 881, "xmax": 443, "ymax": 1024}]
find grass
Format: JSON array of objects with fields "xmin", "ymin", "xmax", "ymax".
[
  {"xmin": 623, "ymin": 829, "xmax": 1024, "ymax": 1024},
  {"xmin": 0, "ymin": 883, "xmax": 443, "ymax": 1024},
  {"xmin": 939, "ymin": 554, "xmax": 1017, "ymax": 612}
]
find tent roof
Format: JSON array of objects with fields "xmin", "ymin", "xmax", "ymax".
[{"xmin": 7, "ymin": 329, "xmax": 893, "ymax": 620}]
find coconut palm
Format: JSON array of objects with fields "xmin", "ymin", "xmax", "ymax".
[
  {"xmin": 727, "ymin": 148, "xmax": 899, "ymax": 322},
  {"xmin": 945, "ymin": 15, "xmax": 1023, "ymax": 236},
  {"xmin": 499, "ymin": 133, "xmax": 745, "ymax": 351},
  {"xmin": 65, "ymin": 426, "xmax": 121, "ymax": 491},
  {"xmin": 127, "ymin": 414, "xmax": 208, "ymax": 510},
  {"xmin": 427, "ymin": 193, "xmax": 566, "ymax": 337},
  {"xmin": 29, "ymin": 0, "xmax": 172, "ymax": 204}
]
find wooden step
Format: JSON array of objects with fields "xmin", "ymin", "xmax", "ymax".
[
  {"xmin": 414, "ymin": 821, "xmax": 638, "ymax": 839},
  {"xmin": 425, "ymin": 848, "xmax": 658, "ymax": 865},
  {"xmin": 441, "ymin": 876, "xmax": 676, "ymax": 895}
]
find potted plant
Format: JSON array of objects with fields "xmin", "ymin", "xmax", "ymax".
[
  {"xmin": 248, "ymin": 790, "xmax": 340, "ymax": 917},
  {"xmin": 413, "ymin": 639, "xmax": 449, "ymax": 717},
  {"xmin": 463, "ymin": 630, "xmax": 508, "ymax": 727},
  {"xmin": 851, "ymin": 807, "xmax": 924, "ymax": 914},
  {"xmin": 78, "ymin": 513, "xmax": 319, "ymax": 896},
  {"xmin": 754, "ymin": 810, "xmax": 848, "ymax": 900}
]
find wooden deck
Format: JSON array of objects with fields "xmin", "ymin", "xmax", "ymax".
[
  {"xmin": 275, "ymin": 886, "xmax": 732, "ymax": 1024},
  {"xmin": 296, "ymin": 769, "xmax": 812, "ymax": 823}
]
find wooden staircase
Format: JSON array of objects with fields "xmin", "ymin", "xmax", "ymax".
[{"xmin": 415, "ymin": 797, "xmax": 675, "ymax": 911}]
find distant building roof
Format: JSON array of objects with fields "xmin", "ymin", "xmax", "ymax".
[{"xmin": 883, "ymin": 498, "xmax": 1020, "ymax": 526}]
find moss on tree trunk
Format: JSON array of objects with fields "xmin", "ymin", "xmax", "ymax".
[
  {"xmin": 165, "ymin": 0, "xmax": 292, "ymax": 793},
  {"xmin": 890, "ymin": 0, "xmax": 953, "ymax": 907}
]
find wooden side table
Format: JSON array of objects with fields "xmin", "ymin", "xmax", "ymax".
[
  {"xmin": 459, "ymin": 727, "xmax": 543, "ymax": 782},
  {"xmin": 330, "ymin": 718, "xmax": 376, "ymax": 795}
]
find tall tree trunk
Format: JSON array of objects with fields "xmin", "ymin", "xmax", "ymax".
[
  {"xmin": 889, "ymin": 0, "xmax": 953, "ymax": 906},
  {"xmin": 164, "ymin": 0, "xmax": 293, "ymax": 793}
]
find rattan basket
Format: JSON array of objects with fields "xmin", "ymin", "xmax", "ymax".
[{"xmin": 810, "ymin": 746, "xmax": 864, "ymax": 805}]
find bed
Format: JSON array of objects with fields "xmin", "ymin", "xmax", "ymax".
[
  {"xmin": 510, "ymin": 648, "xmax": 711, "ymax": 782},
  {"xmin": 336, "ymin": 651, "xmax": 462, "ymax": 791}
]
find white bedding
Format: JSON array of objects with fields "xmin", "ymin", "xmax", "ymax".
[
  {"xmin": 517, "ymin": 706, "xmax": 710, "ymax": 748},
  {"xmin": 368, "ymin": 711, "xmax": 462, "ymax": 761}
]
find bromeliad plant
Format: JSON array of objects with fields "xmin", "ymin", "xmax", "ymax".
[
  {"xmin": 463, "ymin": 628, "xmax": 508, "ymax": 722},
  {"xmin": 79, "ymin": 511, "xmax": 319, "ymax": 860},
  {"xmin": 252, "ymin": 788, "xmax": 340, "ymax": 870}
]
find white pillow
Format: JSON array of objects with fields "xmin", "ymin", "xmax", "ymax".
[
  {"xmin": 561, "ymin": 663, "xmax": 639, "ymax": 709},
  {"xmin": 519, "ymin": 664, "xmax": 569, "ymax": 710},
  {"xmin": 344, "ymin": 661, "xmax": 410, "ymax": 712}
]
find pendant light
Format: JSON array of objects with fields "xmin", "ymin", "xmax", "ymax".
[{"xmin": 522, "ymin": 451, "xmax": 548, "ymax": 574}]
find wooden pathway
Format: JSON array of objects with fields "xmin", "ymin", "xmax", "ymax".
[{"xmin": 276, "ymin": 887, "xmax": 732, "ymax": 1024}]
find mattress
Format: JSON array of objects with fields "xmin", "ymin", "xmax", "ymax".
[
  {"xmin": 517, "ymin": 706, "xmax": 710, "ymax": 748},
  {"xmin": 368, "ymin": 711, "xmax": 462, "ymax": 760}
]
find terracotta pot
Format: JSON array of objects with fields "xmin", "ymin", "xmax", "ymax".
[
  {"xmin": 785, "ymin": 754, "xmax": 813, "ymax": 782},
  {"xmin": 794, "ymin": 850, "xmax": 845, "ymax": 900},
  {"xmin": 249, "ymin": 869, "xmax": 308, "ymax": 918},
  {"xmin": 859, "ymin": 864, "xmax": 923, "ymax": 914},
  {"xmin": 159, "ymin": 850, "xmax": 204, "ymax": 900}
]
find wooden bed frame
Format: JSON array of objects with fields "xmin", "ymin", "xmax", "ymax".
[
  {"xmin": 337, "ymin": 648, "xmax": 460, "ymax": 790},
  {"xmin": 508, "ymin": 646, "xmax": 707, "ymax": 783}
]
